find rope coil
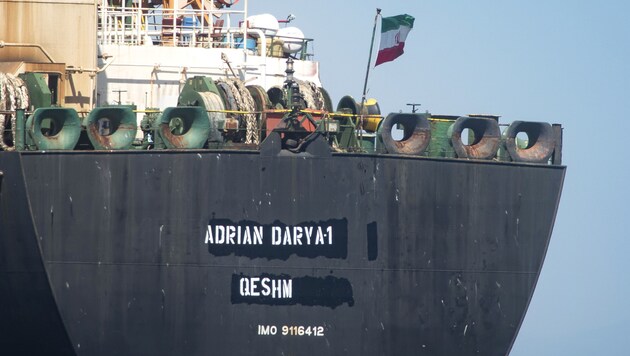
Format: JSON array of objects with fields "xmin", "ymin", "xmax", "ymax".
[
  {"xmin": 0, "ymin": 73, "xmax": 29, "ymax": 151},
  {"xmin": 215, "ymin": 78, "xmax": 259, "ymax": 144}
]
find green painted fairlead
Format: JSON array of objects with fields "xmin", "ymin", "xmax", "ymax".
[
  {"xmin": 26, "ymin": 107, "xmax": 81, "ymax": 150},
  {"xmin": 157, "ymin": 106, "xmax": 210, "ymax": 149},
  {"xmin": 85, "ymin": 106, "xmax": 137, "ymax": 150}
]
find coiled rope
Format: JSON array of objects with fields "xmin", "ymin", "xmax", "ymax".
[
  {"xmin": 215, "ymin": 78, "xmax": 259, "ymax": 144},
  {"xmin": 0, "ymin": 73, "xmax": 30, "ymax": 151},
  {"xmin": 296, "ymin": 79, "xmax": 326, "ymax": 111}
]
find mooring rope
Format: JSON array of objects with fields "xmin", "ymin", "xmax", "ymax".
[
  {"xmin": 216, "ymin": 78, "xmax": 258, "ymax": 144},
  {"xmin": 0, "ymin": 73, "xmax": 30, "ymax": 151}
]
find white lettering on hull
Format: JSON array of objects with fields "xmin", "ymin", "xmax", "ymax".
[
  {"xmin": 206, "ymin": 224, "xmax": 333, "ymax": 246},
  {"xmin": 239, "ymin": 277, "xmax": 293, "ymax": 299},
  {"xmin": 205, "ymin": 225, "xmax": 264, "ymax": 245}
]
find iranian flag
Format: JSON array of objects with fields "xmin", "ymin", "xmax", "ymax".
[{"xmin": 375, "ymin": 14, "xmax": 415, "ymax": 66}]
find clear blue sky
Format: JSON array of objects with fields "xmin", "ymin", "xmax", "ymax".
[{"xmin": 250, "ymin": 1, "xmax": 629, "ymax": 355}]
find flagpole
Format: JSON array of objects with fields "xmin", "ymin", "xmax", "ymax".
[
  {"xmin": 357, "ymin": 8, "xmax": 381, "ymax": 145},
  {"xmin": 360, "ymin": 8, "xmax": 381, "ymax": 113}
]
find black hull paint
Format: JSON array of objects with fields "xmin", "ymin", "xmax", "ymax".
[{"xmin": 0, "ymin": 150, "xmax": 565, "ymax": 356}]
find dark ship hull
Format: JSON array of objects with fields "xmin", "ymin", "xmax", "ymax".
[{"xmin": 0, "ymin": 147, "xmax": 565, "ymax": 356}]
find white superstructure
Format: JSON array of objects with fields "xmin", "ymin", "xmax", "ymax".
[{"xmin": 96, "ymin": 0, "xmax": 321, "ymax": 110}]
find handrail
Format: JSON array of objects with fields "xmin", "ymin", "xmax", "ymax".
[
  {"xmin": 97, "ymin": 4, "xmax": 246, "ymax": 46},
  {"xmin": 96, "ymin": 3, "xmax": 314, "ymax": 60}
]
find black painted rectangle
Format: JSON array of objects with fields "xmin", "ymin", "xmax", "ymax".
[
  {"xmin": 204, "ymin": 218, "xmax": 348, "ymax": 260},
  {"xmin": 367, "ymin": 221, "xmax": 378, "ymax": 261},
  {"xmin": 231, "ymin": 273, "xmax": 354, "ymax": 309}
]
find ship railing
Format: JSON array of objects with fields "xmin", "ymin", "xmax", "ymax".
[
  {"xmin": 96, "ymin": 3, "xmax": 314, "ymax": 60},
  {"xmin": 97, "ymin": 4, "xmax": 242, "ymax": 47}
]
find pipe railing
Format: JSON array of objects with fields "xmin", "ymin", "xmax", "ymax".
[{"xmin": 96, "ymin": 3, "xmax": 314, "ymax": 59}]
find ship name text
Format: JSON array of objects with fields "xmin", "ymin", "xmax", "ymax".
[
  {"xmin": 204, "ymin": 224, "xmax": 333, "ymax": 246},
  {"xmin": 203, "ymin": 218, "xmax": 348, "ymax": 260}
]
